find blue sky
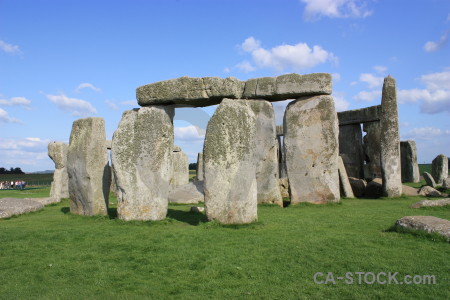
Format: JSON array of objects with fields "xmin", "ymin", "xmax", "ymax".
[{"xmin": 0, "ymin": 0, "xmax": 449, "ymax": 172}]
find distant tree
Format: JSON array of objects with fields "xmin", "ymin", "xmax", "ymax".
[
  {"xmin": 0, "ymin": 167, "xmax": 25, "ymax": 174},
  {"xmin": 0, "ymin": 167, "xmax": 5, "ymax": 174},
  {"xmin": 13, "ymin": 167, "xmax": 25, "ymax": 174},
  {"xmin": 189, "ymin": 163, "xmax": 197, "ymax": 170}
]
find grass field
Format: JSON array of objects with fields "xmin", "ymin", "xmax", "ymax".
[
  {"xmin": 0, "ymin": 187, "xmax": 449, "ymax": 299},
  {"xmin": 0, "ymin": 173, "xmax": 54, "ymax": 186}
]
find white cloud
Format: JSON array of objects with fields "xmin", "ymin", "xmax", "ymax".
[
  {"xmin": 75, "ymin": 83, "xmax": 101, "ymax": 93},
  {"xmin": 0, "ymin": 137, "xmax": 53, "ymax": 171},
  {"xmin": 373, "ymin": 65, "xmax": 387, "ymax": 74},
  {"xmin": 105, "ymin": 100, "xmax": 118, "ymax": 110},
  {"xmin": 46, "ymin": 93, "xmax": 97, "ymax": 117},
  {"xmin": 121, "ymin": 100, "xmax": 138, "ymax": 106},
  {"xmin": 398, "ymin": 70, "xmax": 450, "ymax": 113},
  {"xmin": 223, "ymin": 67, "xmax": 231, "ymax": 73},
  {"xmin": 332, "ymin": 92, "xmax": 350, "ymax": 111},
  {"xmin": 174, "ymin": 125, "xmax": 205, "ymax": 142},
  {"xmin": 403, "ymin": 127, "xmax": 450, "ymax": 141},
  {"xmin": 0, "ymin": 97, "xmax": 32, "ymax": 109},
  {"xmin": 235, "ymin": 60, "xmax": 256, "ymax": 73},
  {"xmin": 0, "ymin": 40, "xmax": 22, "ymax": 55},
  {"xmin": 332, "ymin": 73, "xmax": 341, "ymax": 82},
  {"xmin": 237, "ymin": 37, "xmax": 337, "ymax": 72},
  {"xmin": 353, "ymin": 90, "xmax": 381, "ymax": 102},
  {"xmin": 301, "ymin": 0, "xmax": 373, "ymax": 21},
  {"xmin": 424, "ymin": 30, "xmax": 449, "ymax": 52},
  {"xmin": 0, "ymin": 108, "xmax": 22, "ymax": 124},
  {"xmin": 359, "ymin": 73, "xmax": 383, "ymax": 88}
]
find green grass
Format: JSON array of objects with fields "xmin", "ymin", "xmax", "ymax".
[
  {"xmin": 0, "ymin": 191, "xmax": 449, "ymax": 299},
  {"xmin": 0, "ymin": 187, "xmax": 50, "ymax": 198}
]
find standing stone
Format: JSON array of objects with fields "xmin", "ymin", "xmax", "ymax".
[
  {"xmin": 249, "ymin": 100, "xmax": 283, "ymax": 206},
  {"xmin": 380, "ymin": 76, "xmax": 402, "ymax": 197},
  {"xmin": 400, "ymin": 140, "xmax": 420, "ymax": 183},
  {"xmin": 111, "ymin": 106, "xmax": 174, "ymax": 221},
  {"xmin": 423, "ymin": 172, "xmax": 436, "ymax": 188},
  {"xmin": 431, "ymin": 154, "xmax": 448, "ymax": 185},
  {"xmin": 284, "ymin": 95, "xmax": 340, "ymax": 204},
  {"xmin": 339, "ymin": 124, "xmax": 364, "ymax": 178},
  {"xmin": 196, "ymin": 152, "xmax": 204, "ymax": 181},
  {"xmin": 338, "ymin": 156, "xmax": 355, "ymax": 198},
  {"xmin": 203, "ymin": 99, "xmax": 257, "ymax": 224},
  {"xmin": 171, "ymin": 149, "xmax": 189, "ymax": 188},
  {"xmin": 48, "ymin": 142, "xmax": 69, "ymax": 201},
  {"xmin": 362, "ymin": 121, "xmax": 382, "ymax": 180},
  {"xmin": 67, "ymin": 118, "xmax": 110, "ymax": 216}
]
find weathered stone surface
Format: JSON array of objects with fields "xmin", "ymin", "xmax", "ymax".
[
  {"xmin": 402, "ymin": 185, "xmax": 419, "ymax": 196},
  {"xmin": 196, "ymin": 152, "xmax": 204, "ymax": 181},
  {"xmin": 249, "ymin": 100, "xmax": 282, "ymax": 206},
  {"xmin": 203, "ymin": 99, "xmax": 257, "ymax": 224},
  {"xmin": 284, "ymin": 95, "xmax": 340, "ymax": 204},
  {"xmin": 0, "ymin": 198, "xmax": 44, "ymax": 219},
  {"xmin": 443, "ymin": 178, "xmax": 450, "ymax": 189},
  {"xmin": 276, "ymin": 125, "xmax": 284, "ymax": 136},
  {"xmin": 365, "ymin": 178, "xmax": 383, "ymax": 198},
  {"xmin": 111, "ymin": 107, "xmax": 174, "ymax": 221},
  {"xmin": 423, "ymin": 172, "xmax": 436, "ymax": 188},
  {"xmin": 173, "ymin": 145, "xmax": 181, "ymax": 152},
  {"xmin": 400, "ymin": 140, "xmax": 420, "ymax": 183},
  {"xmin": 362, "ymin": 121, "xmax": 382, "ymax": 180},
  {"xmin": 67, "ymin": 118, "xmax": 110, "ymax": 216},
  {"xmin": 48, "ymin": 142, "xmax": 69, "ymax": 201},
  {"xmin": 169, "ymin": 181, "xmax": 204, "ymax": 204},
  {"xmin": 277, "ymin": 136, "xmax": 287, "ymax": 178},
  {"xmin": 137, "ymin": 73, "xmax": 332, "ymax": 107},
  {"xmin": 338, "ymin": 156, "xmax": 355, "ymax": 198},
  {"xmin": 411, "ymin": 198, "xmax": 450, "ymax": 208},
  {"xmin": 431, "ymin": 154, "xmax": 448, "ymax": 185},
  {"xmin": 337, "ymin": 105, "xmax": 381, "ymax": 125},
  {"xmin": 418, "ymin": 186, "xmax": 442, "ymax": 197},
  {"xmin": 171, "ymin": 151, "xmax": 189, "ymax": 187},
  {"xmin": 395, "ymin": 216, "xmax": 450, "ymax": 241},
  {"xmin": 278, "ymin": 178, "xmax": 290, "ymax": 198},
  {"xmin": 190, "ymin": 206, "xmax": 205, "ymax": 213},
  {"xmin": 380, "ymin": 76, "xmax": 402, "ymax": 197},
  {"xmin": 339, "ymin": 124, "xmax": 364, "ymax": 178},
  {"xmin": 348, "ymin": 177, "xmax": 367, "ymax": 197}
]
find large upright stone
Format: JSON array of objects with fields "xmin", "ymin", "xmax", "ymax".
[
  {"xmin": 423, "ymin": 172, "xmax": 436, "ymax": 188},
  {"xmin": 338, "ymin": 156, "xmax": 355, "ymax": 198},
  {"xmin": 196, "ymin": 152, "xmax": 204, "ymax": 181},
  {"xmin": 339, "ymin": 124, "xmax": 364, "ymax": 178},
  {"xmin": 111, "ymin": 106, "xmax": 174, "ymax": 221},
  {"xmin": 284, "ymin": 95, "xmax": 340, "ymax": 204},
  {"xmin": 400, "ymin": 140, "xmax": 420, "ymax": 183},
  {"xmin": 171, "ymin": 150, "xmax": 189, "ymax": 187},
  {"xmin": 248, "ymin": 100, "xmax": 283, "ymax": 206},
  {"xmin": 48, "ymin": 142, "xmax": 69, "ymax": 201},
  {"xmin": 67, "ymin": 118, "xmax": 110, "ymax": 216},
  {"xmin": 362, "ymin": 121, "xmax": 381, "ymax": 180},
  {"xmin": 380, "ymin": 76, "xmax": 402, "ymax": 197},
  {"xmin": 431, "ymin": 154, "xmax": 448, "ymax": 185},
  {"xmin": 203, "ymin": 99, "xmax": 257, "ymax": 224}
]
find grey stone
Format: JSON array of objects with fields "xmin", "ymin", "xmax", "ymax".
[
  {"xmin": 411, "ymin": 198, "xmax": 450, "ymax": 208},
  {"xmin": 338, "ymin": 156, "xmax": 355, "ymax": 198},
  {"xmin": 203, "ymin": 99, "xmax": 257, "ymax": 224},
  {"xmin": 380, "ymin": 76, "xmax": 402, "ymax": 197},
  {"xmin": 169, "ymin": 181, "xmax": 204, "ymax": 204},
  {"xmin": 67, "ymin": 117, "xmax": 110, "ymax": 216},
  {"xmin": 277, "ymin": 135, "xmax": 288, "ymax": 179},
  {"xmin": 400, "ymin": 140, "xmax": 420, "ymax": 183},
  {"xmin": 190, "ymin": 206, "xmax": 205, "ymax": 213},
  {"xmin": 418, "ymin": 186, "xmax": 442, "ymax": 197},
  {"xmin": 443, "ymin": 178, "xmax": 450, "ymax": 189},
  {"xmin": 173, "ymin": 145, "xmax": 182, "ymax": 152},
  {"xmin": 249, "ymin": 100, "xmax": 283, "ymax": 206},
  {"xmin": 276, "ymin": 125, "xmax": 284, "ymax": 136},
  {"xmin": 365, "ymin": 178, "xmax": 383, "ymax": 198},
  {"xmin": 0, "ymin": 198, "xmax": 44, "ymax": 219},
  {"xmin": 402, "ymin": 185, "xmax": 419, "ymax": 196},
  {"xmin": 395, "ymin": 216, "xmax": 450, "ymax": 241},
  {"xmin": 362, "ymin": 121, "xmax": 382, "ymax": 180},
  {"xmin": 284, "ymin": 95, "xmax": 340, "ymax": 204},
  {"xmin": 423, "ymin": 172, "xmax": 436, "ymax": 188},
  {"xmin": 339, "ymin": 124, "xmax": 364, "ymax": 178},
  {"xmin": 279, "ymin": 178, "xmax": 290, "ymax": 198},
  {"xmin": 348, "ymin": 177, "xmax": 367, "ymax": 197},
  {"xmin": 111, "ymin": 107, "xmax": 174, "ymax": 221},
  {"xmin": 48, "ymin": 142, "xmax": 69, "ymax": 201},
  {"xmin": 431, "ymin": 154, "xmax": 448, "ymax": 185},
  {"xmin": 171, "ymin": 151, "xmax": 189, "ymax": 187},
  {"xmin": 337, "ymin": 105, "xmax": 381, "ymax": 126},
  {"xmin": 137, "ymin": 73, "xmax": 332, "ymax": 107},
  {"xmin": 196, "ymin": 153, "xmax": 204, "ymax": 181}
]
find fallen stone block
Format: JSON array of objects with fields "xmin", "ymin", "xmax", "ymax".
[
  {"xmin": 411, "ymin": 198, "xmax": 450, "ymax": 208},
  {"xmin": 169, "ymin": 181, "xmax": 204, "ymax": 204},
  {"xmin": 0, "ymin": 198, "xmax": 44, "ymax": 219},
  {"xmin": 418, "ymin": 186, "xmax": 442, "ymax": 197},
  {"xmin": 395, "ymin": 216, "xmax": 450, "ymax": 241}
]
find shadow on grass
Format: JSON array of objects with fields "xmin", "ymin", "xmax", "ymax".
[
  {"xmin": 384, "ymin": 225, "xmax": 449, "ymax": 243},
  {"xmin": 167, "ymin": 208, "xmax": 208, "ymax": 226}
]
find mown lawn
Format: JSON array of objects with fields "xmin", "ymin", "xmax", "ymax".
[{"xmin": 0, "ymin": 189, "xmax": 449, "ymax": 299}]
